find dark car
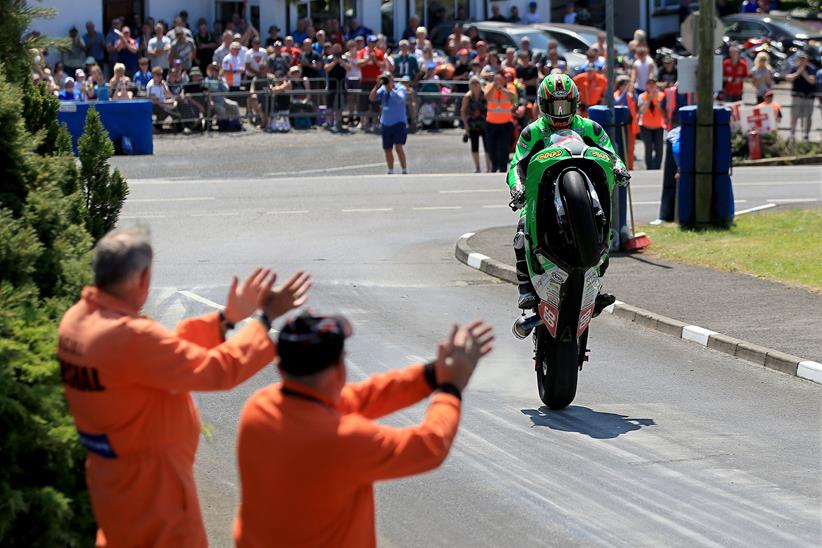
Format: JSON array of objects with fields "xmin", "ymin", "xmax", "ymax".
[
  {"xmin": 432, "ymin": 21, "xmax": 587, "ymax": 71},
  {"xmin": 533, "ymin": 23, "xmax": 631, "ymax": 59},
  {"xmin": 723, "ymin": 13, "xmax": 822, "ymax": 55}
]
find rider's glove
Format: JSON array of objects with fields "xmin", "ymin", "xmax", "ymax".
[
  {"xmin": 509, "ymin": 183, "xmax": 526, "ymax": 210},
  {"xmin": 614, "ymin": 166, "xmax": 631, "ymax": 187}
]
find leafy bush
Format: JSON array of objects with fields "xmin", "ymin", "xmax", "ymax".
[
  {"xmin": 0, "ymin": 3, "xmax": 129, "ymax": 544},
  {"xmin": 731, "ymin": 129, "xmax": 822, "ymax": 160}
]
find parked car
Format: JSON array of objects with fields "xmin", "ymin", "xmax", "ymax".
[
  {"xmin": 722, "ymin": 14, "xmax": 822, "ymax": 60},
  {"xmin": 533, "ymin": 23, "xmax": 632, "ymax": 59},
  {"xmin": 468, "ymin": 22, "xmax": 588, "ymax": 72}
]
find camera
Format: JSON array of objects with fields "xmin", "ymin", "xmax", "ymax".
[{"xmin": 379, "ymin": 75, "xmax": 389, "ymax": 85}]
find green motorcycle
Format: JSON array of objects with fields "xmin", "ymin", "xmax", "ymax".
[{"xmin": 511, "ymin": 130, "xmax": 616, "ymax": 410}]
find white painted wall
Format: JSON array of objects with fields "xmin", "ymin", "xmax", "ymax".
[
  {"xmin": 145, "ymin": 0, "xmax": 213, "ymax": 27},
  {"xmin": 259, "ymin": 0, "xmax": 287, "ymax": 36},
  {"xmin": 34, "ymin": 0, "xmax": 102, "ymax": 38}
]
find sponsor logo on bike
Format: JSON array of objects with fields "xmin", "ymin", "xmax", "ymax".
[
  {"xmin": 577, "ymin": 304, "xmax": 594, "ymax": 338},
  {"xmin": 535, "ymin": 149, "xmax": 564, "ymax": 161},
  {"xmin": 588, "ymin": 149, "xmax": 609, "ymax": 161}
]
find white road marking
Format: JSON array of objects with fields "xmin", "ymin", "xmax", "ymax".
[
  {"xmin": 266, "ymin": 162, "xmax": 386, "ymax": 176},
  {"xmin": 482, "ymin": 204, "xmax": 509, "ymax": 209},
  {"xmin": 797, "ymin": 361, "xmax": 822, "ymax": 384},
  {"xmin": 190, "ymin": 212, "xmax": 240, "ymax": 217},
  {"xmin": 631, "ymin": 200, "xmax": 747, "ymax": 206},
  {"xmin": 682, "ymin": 326, "xmax": 717, "ymax": 346},
  {"xmin": 177, "ymin": 290, "xmax": 223, "ymax": 310},
  {"xmin": 120, "ymin": 214, "xmax": 167, "ymax": 219},
  {"xmin": 266, "ymin": 209, "xmax": 309, "ymax": 215},
  {"xmin": 766, "ymin": 198, "xmax": 819, "ymax": 204},
  {"xmin": 439, "ymin": 189, "xmax": 504, "ymax": 194},
  {"xmin": 412, "ymin": 205, "xmax": 462, "ymax": 211},
  {"xmin": 341, "ymin": 207, "xmax": 393, "ymax": 212},
  {"xmin": 466, "ymin": 252, "xmax": 489, "ymax": 269},
  {"xmin": 630, "ymin": 181, "xmax": 820, "ymax": 189},
  {"xmin": 129, "ymin": 196, "xmax": 216, "ymax": 203},
  {"xmin": 735, "ymin": 203, "xmax": 777, "ymax": 215}
]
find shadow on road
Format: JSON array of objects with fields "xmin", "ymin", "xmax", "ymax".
[
  {"xmin": 521, "ymin": 406, "xmax": 656, "ymax": 439},
  {"xmin": 612, "ymin": 252, "xmax": 674, "ymax": 269}
]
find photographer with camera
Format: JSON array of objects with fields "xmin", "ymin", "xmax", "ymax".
[{"xmin": 369, "ymin": 72, "xmax": 409, "ymax": 175}]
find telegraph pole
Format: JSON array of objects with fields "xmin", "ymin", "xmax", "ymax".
[
  {"xmin": 605, "ymin": 0, "xmax": 615, "ymax": 141},
  {"xmin": 695, "ymin": 0, "xmax": 715, "ymax": 226}
]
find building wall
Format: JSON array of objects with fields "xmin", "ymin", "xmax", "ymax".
[{"xmin": 145, "ymin": 0, "xmax": 213, "ymax": 27}]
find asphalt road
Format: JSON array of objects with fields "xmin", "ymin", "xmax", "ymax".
[{"xmin": 119, "ymin": 161, "xmax": 821, "ymax": 547}]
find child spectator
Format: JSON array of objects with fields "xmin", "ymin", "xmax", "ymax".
[
  {"xmin": 133, "ymin": 58, "xmax": 152, "ymax": 92},
  {"xmin": 57, "ymin": 77, "xmax": 79, "ymax": 101}
]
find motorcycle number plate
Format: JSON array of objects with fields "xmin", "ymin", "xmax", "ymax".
[{"xmin": 539, "ymin": 302, "xmax": 559, "ymax": 338}]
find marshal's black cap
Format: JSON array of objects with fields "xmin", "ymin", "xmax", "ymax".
[{"xmin": 277, "ymin": 312, "xmax": 352, "ymax": 376}]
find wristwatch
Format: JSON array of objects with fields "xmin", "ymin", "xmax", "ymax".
[
  {"xmin": 218, "ymin": 311, "xmax": 235, "ymax": 331},
  {"xmin": 254, "ymin": 310, "xmax": 272, "ymax": 331}
]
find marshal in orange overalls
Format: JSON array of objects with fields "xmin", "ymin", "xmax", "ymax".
[
  {"xmin": 58, "ymin": 287, "xmax": 276, "ymax": 547},
  {"xmin": 233, "ymin": 363, "xmax": 461, "ymax": 547}
]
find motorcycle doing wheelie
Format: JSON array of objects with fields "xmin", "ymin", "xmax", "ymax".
[{"xmin": 510, "ymin": 130, "xmax": 616, "ymax": 410}]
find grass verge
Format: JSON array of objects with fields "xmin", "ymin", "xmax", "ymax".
[{"xmin": 641, "ymin": 209, "xmax": 822, "ymax": 292}]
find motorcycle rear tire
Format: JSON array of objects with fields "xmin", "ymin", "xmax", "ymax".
[{"xmin": 560, "ymin": 169, "xmax": 601, "ymax": 268}]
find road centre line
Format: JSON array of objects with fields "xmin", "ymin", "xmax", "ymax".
[
  {"xmin": 266, "ymin": 162, "xmax": 386, "ymax": 176},
  {"xmin": 266, "ymin": 210, "xmax": 309, "ymax": 214},
  {"xmin": 341, "ymin": 207, "xmax": 393, "ymax": 212},
  {"xmin": 482, "ymin": 204, "xmax": 509, "ymax": 209},
  {"xmin": 412, "ymin": 206, "xmax": 462, "ymax": 211},
  {"xmin": 766, "ymin": 198, "xmax": 818, "ymax": 203},
  {"xmin": 129, "ymin": 197, "xmax": 216, "ymax": 203},
  {"xmin": 120, "ymin": 214, "xmax": 167, "ymax": 220},
  {"xmin": 735, "ymin": 203, "xmax": 777, "ymax": 215},
  {"xmin": 631, "ymin": 200, "xmax": 747, "ymax": 206},
  {"xmin": 439, "ymin": 189, "xmax": 505, "ymax": 194},
  {"xmin": 190, "ymin": 212, "xmax": 240, "ymax": 217}
]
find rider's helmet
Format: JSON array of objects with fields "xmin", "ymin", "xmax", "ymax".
[{"xmin": 537, "ymin": 73, "xmax": 579, "ymax": 129}]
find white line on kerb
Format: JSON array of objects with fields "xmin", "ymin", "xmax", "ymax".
[
  {"xmin": 341, "ymin": 208, "xmax": 393, "ymax": 213},
  {"xmin": 735, "ymin": 203, "xmax": 777, "ymax": 216},
  {"xmin": 129, "ymin": 197, "xmax": 216, "ymax": 203},
  {"xmin": 682, "ymin": 325, "xmax": 717, "ymax": 346},
  {"xmin": 466, "ymin": 252, "xmax": 489, "ymax": 269},
  {"xmin": 439, "ymin": 189, "xmax": 504, "ymax": 194},
  {"xmin": 797, "ymin": 361, "xmax": 822, "ymax": 384},
  {"xmin": 766, "ymin": 198, "xmax": 819, "ymax": 204},
  {"xmin": 412, "ymin": 206, "xmax": 462, "ymax": 211}
]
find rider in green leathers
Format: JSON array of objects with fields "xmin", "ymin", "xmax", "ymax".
[{"xmin": 507, "ymin": 73, "xmax": 631, "ymax": 310}]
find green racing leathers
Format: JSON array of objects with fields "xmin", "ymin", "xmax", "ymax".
[{"xmin": 506, "ymin": 115, "xmax": 628, "ymax": 308}]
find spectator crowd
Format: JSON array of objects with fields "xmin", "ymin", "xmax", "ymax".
[{"xmin": 30, "ymin": 4, "xmax": 822, "ymax": 166}]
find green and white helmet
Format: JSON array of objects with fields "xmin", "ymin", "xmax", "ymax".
[{"xmin": 537, "ymin": 73, "xmax": 579, "ymax": 128}]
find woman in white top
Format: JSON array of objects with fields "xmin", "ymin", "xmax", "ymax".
[
  {"xmin": 631, "ymin": 46, "xmax": 656, "ymax": 94},
  {"xmin": 750, "ymin": 52, "xmax": 774, "ymax": 104},
  {"xmin": 343, "ymin": 39, "xmax": 362, "ymax": 123}
]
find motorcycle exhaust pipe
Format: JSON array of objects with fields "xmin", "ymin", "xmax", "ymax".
[{"xmin": 512, "ymin": 314, "xmax": 542, "ymax": 339}]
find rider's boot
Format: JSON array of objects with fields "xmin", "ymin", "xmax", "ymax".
[
  {"xmin": 514, "ymin": 225, "xmax": 538, "ymax": 310},
  {"xmin": 593, "ymin": 292, "xmax": 616, "ymax": 317},
  {"xmin": 593, "ymin": 256, "xmax": 614, "ymax": 317}
]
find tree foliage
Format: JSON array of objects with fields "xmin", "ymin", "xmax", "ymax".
[
  {"xmin": 78, "ymin": 108, "xmax": 128, "ymax": 241},
  {"xmin": 0, "ymin": 4, "xmax": 129, "ymax": 545}
]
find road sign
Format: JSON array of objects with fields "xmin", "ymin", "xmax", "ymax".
[{"xmin": 680, "ymin": 12, "xmax": 724, "ymax": 54}]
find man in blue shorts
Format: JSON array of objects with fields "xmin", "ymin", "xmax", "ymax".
[{"xmin": 370, "ymin": 72, "xmax": 409, "ymax": 174}]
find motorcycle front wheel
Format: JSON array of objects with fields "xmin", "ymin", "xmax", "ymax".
[{"xmin": 535, "ymin": 325, "xmax": 586, "ymax": 410}]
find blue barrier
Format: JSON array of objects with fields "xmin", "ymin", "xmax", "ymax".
[
  {"xmin": 57, "ymin": 100, "xmax": 153, "ymax": 155},
  {"xmin": 678, "ymin": 105, "xmax": 734, "ymax": 227},
  {"xmin": 588, "ymin": 105, "xmax": 630, "ymax": 250}
]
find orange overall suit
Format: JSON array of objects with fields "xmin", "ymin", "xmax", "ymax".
[
  {"xmin": 58, "ymin": 286, "xmax": 276, "ymax": 547},
  {"xmin": 233, "ymin": 363, "xmax": 461, "ymax": 547}
]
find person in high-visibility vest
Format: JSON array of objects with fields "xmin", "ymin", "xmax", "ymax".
[
  {"xmin": 484, "ymin": 71, "xmax": 518, "ymax": 172},
  {"xmin": 58, "ymin": 226, "xmax": 311, "ymax": 547},
  {"xmin": 614, "ymin": 75, "xmax": 638, "ymax": 170},
  {"xmin": 637, "ymin": 75, "xmax": 666, "ymax": 169}
]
